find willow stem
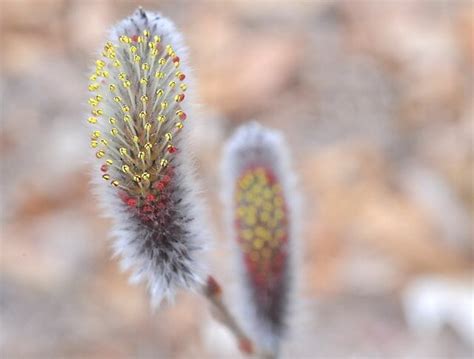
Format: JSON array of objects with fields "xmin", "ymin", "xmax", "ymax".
[{"xmin": 200, "ymin": 275, "xmax": 254, "ymax": 356}]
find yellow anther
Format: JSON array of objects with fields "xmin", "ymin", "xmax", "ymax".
[
  {"xmin": 119, "ymin": 35, "xmax": 130, "ymax": 43},
  {"xmin": 92, "ymin": 130, "xmax": 101, "ymax": 138},
  {"xmin": 148, "ymin": 42, "xmax": 156, "ymax": 49},
  {"xmin": 139, "ymin": 111, "xmax": 147, "ymax": 119},
  {"xmin": 94, "ymin": 95, "xmax": 102, "ymax": 102},
  {"xmin": 101, "ymin": 71, "xmax": 109, "ymax": 78},
  {"xmin": 165, "ymin": 132, "xmax": 172, "ymax": 141},
  {"xmin": 253, "ymin": 239, "xmax": 264, "ymax": 250},
  {"xmin": 122, "ymin": 105, "xmax": 130, "ymax": 112},
  {"xmin": 102, "ymin": 174, "xmax": 110, "ymax": 180},
  {"xmin": 121, "ymin": 165, "xmax": 130, "ymax": 173},
  {"xmin": 143, "ymin": 29, "xmax": 150, "ymax": 37},
  {"xmin": 89, "ymin": 74, "xmax": 97, "ymax": 81},
  {"xmin": 114, "ymin": 96, "xmax": 122, "ymax": 103},
  {"xmin": 88, "ymin": 117, "xmax": 97, "ymax": 124},
  {"xmin": 111, "ymin": 180, "xmax": 119, "ymax": 187},
  {"xmin": 140, "ymin": 77, "xmax": 148, "ymax": 85},
  {"xmin": 109, "ymin": 117, "xmax": 116, "ymax": 124},
  {"xmin": 88, "ymin": 98, "xmax": 99, "ymax": 107},
  {"xmin": 274, "ymin": 197, "xmax": 284, "ymax": 208},
  {"xmin": 158, "ymin": 115, "xmax": 166, "ymax": 123},
  {"xmin": 101, "ymin": 139, "xmax": 108, "ymax": 146},
  {"xmin": 160, "ymin": 159, "xmax": 168, "ymax": 167},
  {"xmin": 242, "ymin": 229, "xmax": 253, "ymax": 241},
  {"xmin": 175, "ymin": 122, "xmax": 184, "ymax": 129},
  {"xmin": 110, "ymin": 128, "xmax": 118, "ymax": 136},
  {"xmin": 104, "ymin": 41, "xmax": 114, "ymax": 50},
  {"xmin": 156, "ymin": 89, "xmax": 164, "ymax": 97},
  {"xmin": 140, "ymin": 95, "xmax": 148, "ymax": 103},
  {"xmin": 113, "ymin": 60, "xmax": 121, "ymax": 67},
  {"xmin": 144, "ymin": 123, "xmax": 152, "ymax": 130},
  {"xmin": 88, "ymin": 83, "xmax": 99, "ymax": 91},
  {"xmin": 158, "ymin": 58, "xmax": 166, "ymax": 65},
  {"xmin": 142, "ymin": 172, "xmax": 150, "ymax": 180},
  {"xmin": 142, "ymin": 63, "xmax": 150, "ymax": 71},
  {"xmin": 119, "ymin": 148, "xmax": 128, "ymax": 156},
  {"xmin": 154, "ymin": 35, "xmax": 161, "ymax": 42},
  {"xmin": 130, "ymin": 46, "xmax": 137, "ymax": 53},
  {"xmin": 144, "ymin": 142, "xmax": 152, "ymax": 150},
  {"xmin": 161, "ymin": 102, "xmax": 168, "ymax": 110},
  {"xmin": 119, "ymin": 72, "xmax": 127, "ymax": 80},
  {"xmin": 106, "ymin": 159, "xmax": 113, "ymax": 165},
  {"xmin": 132, "ymin": 136, "xmax": 139, "ymax": 143},
  {"xmin": 133, "ymin": 175, "xmax": 141, "ymax": 182},
  {"xmin": 123, "ymin": 80, "xmax": 131, "ymax": 88},
  {"xmin": 134, "ymin": 55, "xmax": 141, "ymax": 63},
  {"xmin": 96, "ymin": 150, "xmax": 105, "ymax": 158},
  {"xmin": 123, "ymin": 115, "xmax": 131, "ymax": 122},
  {"xmin": 109, "ymin": 84, "xmax": 116, "ymax": 92},
  {"xmin": 168, "ymin": 81, "xmax": 176, "ymax": 88},
  {"xmin": 90, "ymin": 140, "xmax": 98, "ymax": 148},
  {"xmin": 138, "ymin": 151, "xmax": 145, "ymax": 160},
  {"xmin": 137, "ymin": 36, "xmax": 143, "ymax": 43},
  {"xmin": 151, "ymin": 48, "xmax": 158, "ymax": 56},
  {"xmin": 96, "ymin": 60, "xmax": 105, "ymax": 68},
  {"xmin": 92, "ymin": 109, "xmax": 103, "ymax": 116},
  {"xmin": 180, "ymin": 84, "xmax": 187, "ymax": 91}
]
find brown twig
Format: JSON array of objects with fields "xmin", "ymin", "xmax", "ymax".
[{"xmin": 200, "ymin": 275, "xmax": 254, "ymax": 356}]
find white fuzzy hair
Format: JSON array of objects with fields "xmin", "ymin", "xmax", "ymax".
[
  {"xmin": 220, "ymin": 122, "xmax": 300, "ymax": 356},
  {"xmin": 89, "ymin": 8, "xmax": 209, "ymax": 307}
]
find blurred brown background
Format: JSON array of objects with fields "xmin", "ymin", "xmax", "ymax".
[{"xmin": 1, "ymin": 0, "xmax": 473, "ymax": 358}]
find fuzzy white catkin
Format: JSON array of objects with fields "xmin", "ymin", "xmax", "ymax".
[
  {"xmin": 221, "ymin": 122, "xmax": 299, "ymax": 356},
  {"xmin": 87, "ymin": 8, "xmax": 208, "ymax": 306}
]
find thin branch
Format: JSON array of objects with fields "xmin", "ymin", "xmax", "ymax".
[{"xmin": 200, "ymin": 275, "xmax": 254, "ymax": 356}]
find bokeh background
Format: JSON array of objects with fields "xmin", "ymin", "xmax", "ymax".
[{"xmin": 1, "ymin": 0, "xmax": 473, "ymax": 358}]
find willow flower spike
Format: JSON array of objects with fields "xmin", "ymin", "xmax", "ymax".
[
  {"xmin": 86, "ymin": 8, "xmax": 207, "ymax": 306},
  {"xmin": 221, "ymin": 123, "xmax": 299, "ymax": 356}
]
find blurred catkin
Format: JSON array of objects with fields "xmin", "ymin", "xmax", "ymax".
[
  {"xmin": 86, "ymin": 8, "xmax": 208, "ymax": 306},
  {"xmin": 221, "ymin": 122, "xmax": 299, "ymax": 356}
]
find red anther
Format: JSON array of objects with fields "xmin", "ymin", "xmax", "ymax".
[
  {"xmin": 131, "ymin": 34, "xmax": 139, "ymax": 42},
  {"xmin": 178, "ymin": 73, "xmax": 185, "ymax": 81},
  {"xmin": 172, "ymin": 56, "xmax": 180, "ymax": 63},
  {"xmin": 100, "ymin": 164, "xmax": 108, "ymax": 172},
  {"xmin": 206, "ymin": 276, "xmax": 222, "ymax": 297},
  {"xmin": 162, "ymin": 175, "xmax": 171, "ymax": 184},
  {"xmin": 142, "ymin": 205, "xmax": 153, "ymax": 213},
  {"xmin": 238, "ymin": 338, "xmax": 254, "ymax": 355},
  {"xmin": 126, "ymin": 198, "xmax": 137, "ymax": 207},
  {"xmin": 146, "ymin": 194, "xmax": 155, "ymax": 202},
  {"xmin": 178, "ymin": 111, "xmax": 187, "ymax": 120},
  {"xmin": 176, "ymin": 94, "xmax": 185, "ymax": 102},
  {"xmin": 167, "ymin": 145, "xmax": 177, "ymax": 154},
  {"xmin": 118, "ymin": 191, "xmax": 129, "ymax": 203},
  {"xmin": 154, "ymin": 181, "xmax": 165, "ymax": 191}
]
